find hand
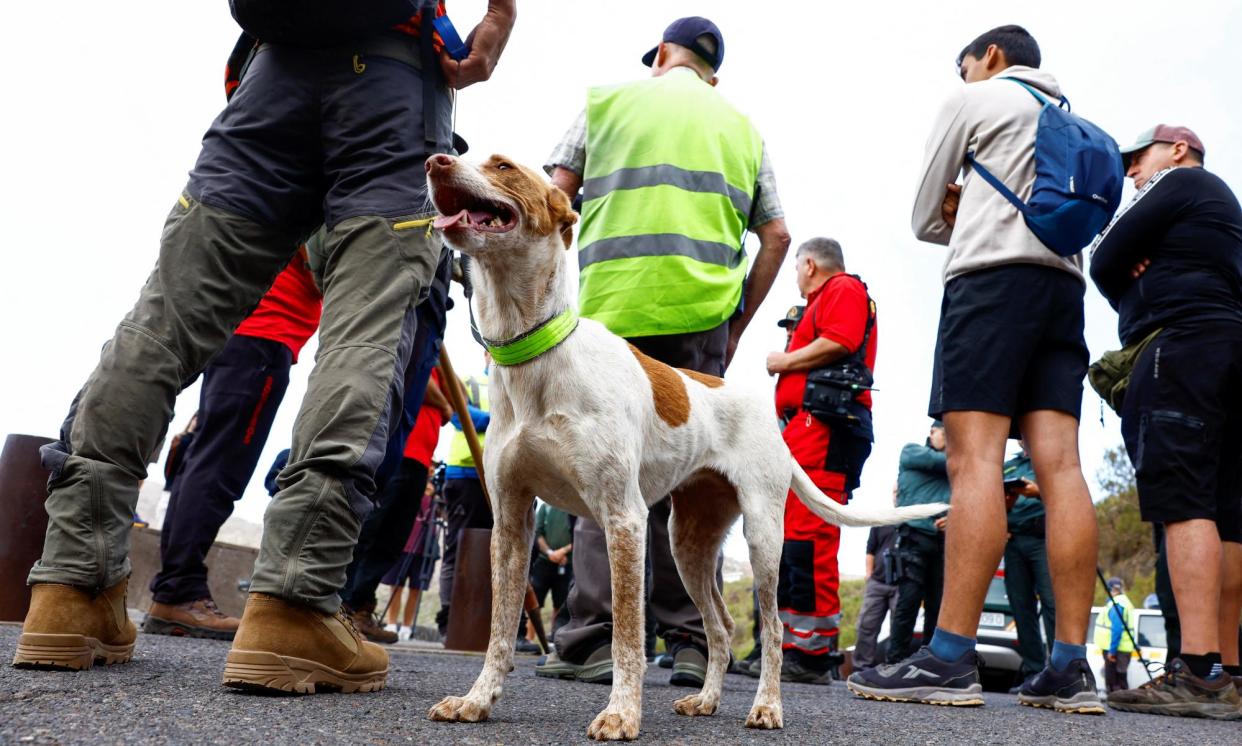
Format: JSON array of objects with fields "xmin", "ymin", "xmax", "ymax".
[
  {"xmin": 1131, "ymin": 258, "xmax": 1151, "ymax": 279},
  {"xmin": 1107, "ymin": 652, "xmax": 1117, "ymax": 663},
  {"xmin": 439, "ymin": 5, "xmax": 515, "ymax": 90},
  {"xmin": 934, "ymin": 516, "xmax": 949, "ymax": 532},
  {"xmin": 765, "ymin": 351, "xmax": 787, "ymax": 376},
  {"xmin": 437, "ymin": 403, "xmax": 454, "ymax": 419},
  {"xmin": 556, "ymin": 553, "xmax": 569, "ymax": 567},
  {"xmin": 941, "ymin": 183, "xmax": 962, "ymax": 228},
  {"xmin": 1016, "ymin": 478, "xmax": 1040, "ymax": 498}
]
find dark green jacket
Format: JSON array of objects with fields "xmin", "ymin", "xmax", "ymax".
[
  {"xmin": 896, "ymin": 442, "xmax": 951, "ymax": 536},
  {"xmin": 1003, "ymin": 452, "xmax": 1045, "ymax": 534},
  {"xmin": 534, "ymin": 503, "xmax": 573, "ymax": 568}
]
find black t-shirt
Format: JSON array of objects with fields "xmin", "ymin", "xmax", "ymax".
[
  {"xmin": 866, "ymin": 524, "xmax": 898, "ymax": 581},
  {"xmin": 1089, "ymin": 167, "xmax": 1242, "ymax": 346}
]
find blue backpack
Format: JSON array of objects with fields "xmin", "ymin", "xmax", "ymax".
[{"xmin": 967, "ymin": 78, "xmax": 1124, "ymax": 257}]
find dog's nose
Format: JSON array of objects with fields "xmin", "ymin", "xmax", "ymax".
[{"xmin": 425, "ymin": 153, "xmax": 455, "ymax": 174}]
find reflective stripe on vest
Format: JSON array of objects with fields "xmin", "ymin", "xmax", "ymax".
[
  {"xmin": 1093, "ymin": 594, "xmax": 1136, "ymax": 653},
  {"xmin": 446, "ymin": 375, "xmax": 488, "ymax": 469},
  {"xmin": 579, "ymin": 68, "xmax": 763, "ymax": 338}
]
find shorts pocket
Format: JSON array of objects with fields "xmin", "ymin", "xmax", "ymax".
[{"xmin": 1135, "ymin": 409, "xmax": 1207, "ymax": 475}]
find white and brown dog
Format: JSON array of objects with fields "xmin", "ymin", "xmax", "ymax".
[{"xmin": 423, "ymin": 153, "xmax": 945, "ymax": 740}]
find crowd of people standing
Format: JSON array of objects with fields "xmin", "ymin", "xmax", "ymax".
[{"xmin": 8, "ymin": 2, "xmax": 1242, "ymax": 729}]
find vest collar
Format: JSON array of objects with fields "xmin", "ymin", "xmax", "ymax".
[{"xmin": 482, "ymin": 307, "xmax": 579, "ymax": 366}]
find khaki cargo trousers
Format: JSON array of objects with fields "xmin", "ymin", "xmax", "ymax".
[{"xmin": 31, "ymin": 196, "xmax": 439, "ymax": 614}]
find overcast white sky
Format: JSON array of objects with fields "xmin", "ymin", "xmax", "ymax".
[{"xmin": 3, "ymin": 1, "xmax": 1240, "ymax": 577}]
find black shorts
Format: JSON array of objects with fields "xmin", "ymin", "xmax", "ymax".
[
  {"xmin": 1120, "ymin": 322, "xmax": 1242, "ymax": 543},
  {"xmin": 929, "ymin": 264, "xmax": 1088, "ymax": 427}
]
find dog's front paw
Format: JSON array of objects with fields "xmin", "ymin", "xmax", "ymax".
[
  {"xmin": 586, "ymin": 707, "xmax": 640, "ymax": 741},
  {"xmin": 427, "ymin": 694, "xmax": 490, "ymax": 723},
  {"xmin": 672, "ymin": 693, "xmax": 718, "ymax": 717},
  {"xmin": 745, "ymin": 704, "xmax": 783, "ymax": 729}
]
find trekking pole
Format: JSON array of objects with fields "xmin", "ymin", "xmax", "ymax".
[{"xmin": 1095, "ymin": 568, "xmax": 1155, "ymax": 682}]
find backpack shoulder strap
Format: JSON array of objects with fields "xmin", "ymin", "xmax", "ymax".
[
  {"xmin": 965, "ymin": 152, "xmax": 1030, "ymax": 216},
  {"xmin": 1001, "ymin": 77, "xmax": 1050, "ymax": 106}
]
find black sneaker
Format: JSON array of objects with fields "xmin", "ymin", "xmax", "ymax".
[
  {"xmin": 1017, "ymin": 659, "xmax": 1105, "ymax": 715},
  {"xmin": 782, "ymin": 656, "xmax": 833, "ymax": 685},
  {"xmin": 846, "ymin": 646, "xmax": 983, "ymax": 706},
  {"xmin": 514, "ymin": 637, "xmax": 542, "ymax": 655}
]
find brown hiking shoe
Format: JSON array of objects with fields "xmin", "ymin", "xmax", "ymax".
[
  {"xmin": 222, "ymin": 593, "xmax": 388, "ymax": 694},
  {"xmin": 346, "ymin": 604, "xmax": 398, "ymax": 645},
  {"xmin": 12, "ymin": 578, "xmax": 137, "ymax": 671},
  {"xmin": 1107, "ymin": 658, "xmax": 1242, "ymax": 720},
  {"xmin": 143, "ymin": 598, "xmax": 240, "ymax": 641}
]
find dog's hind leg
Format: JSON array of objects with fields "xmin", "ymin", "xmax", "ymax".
[
  {"xmin": 585, "ymin": 494, "xmax": 647, "ymax": 742},
  {"xmin": 667, "ymin": 473, "xmax": 741, "ymax": 719},
  {"xmin": 428, "ymin": 489, "xmax": 535, "ymax": 725},
  {"xmin": 739, "ymin": 479, "xmax": 785, "ymax": 730}
]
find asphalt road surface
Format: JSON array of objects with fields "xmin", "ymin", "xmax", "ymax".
[{"xmin": 0, "ymin": 626, "xmax": 1237, "ymax": 745}]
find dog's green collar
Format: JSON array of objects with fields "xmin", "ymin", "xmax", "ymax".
[{"xmin": 483, "ymin": 307, "xmax": 579, "ymax": 366}]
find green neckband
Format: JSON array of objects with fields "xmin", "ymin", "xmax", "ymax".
[{"xmin": 484, "ymin": 307, "xmax": 579, "ymax": 366}]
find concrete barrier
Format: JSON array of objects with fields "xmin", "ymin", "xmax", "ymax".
[
  {"xmin": 0, "ymin": 434, "xmax": 53, "ymax": 622},
  {"xmin": 127, "ymin": 527, "xmax": 257, "ymax": 619}
]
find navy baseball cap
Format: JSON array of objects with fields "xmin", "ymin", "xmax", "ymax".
[{"xmin": 641, "ymin": 17, "xmax": 725, "ymax": 72}]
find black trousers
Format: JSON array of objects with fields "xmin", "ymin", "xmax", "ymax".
[
  {"xmin": 340, "ymin": 457, "xmax": 430, "ymax": 610},
  {"xmin": 1004, "ymin": 532, "xmax": 1056, "ymax": 676},
  {"xmin": 438, "ymin": 477, "xmax": 493, "ymax": 612},
  {"xmin": 530, "ymin": 558, "xmax": 572, "ymax": 635},
  {"xmin": 887, "ymin": 527, "xmax": 945, "ymax": 663},
  {"xmin": 151, "ymin": 335, "xmax": 291, "ymax": 604}
]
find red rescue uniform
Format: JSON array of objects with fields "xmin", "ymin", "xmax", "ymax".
[{"xmin": 774, "ymin": 273, "xmax": 878, "ymax": 661}]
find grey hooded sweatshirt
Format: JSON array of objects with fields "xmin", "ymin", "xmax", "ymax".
[{"xmin": 912, "ymin": 65, "xmax": 1084, "ymax": 285}]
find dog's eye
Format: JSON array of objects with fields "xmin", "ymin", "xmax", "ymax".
[{"xmin": 496, "ymin": 162, "xmax": 512, "ymax": 171}]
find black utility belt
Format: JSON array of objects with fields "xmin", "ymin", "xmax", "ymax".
[{"xmin": 802, "ymin": 363, "xmax": 874, "ymax": 428}]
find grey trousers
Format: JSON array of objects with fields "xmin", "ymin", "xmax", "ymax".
[
  {"xmin": 555, "ymin": 498, "xmax": 711, "ymax": 663},
  {"xmin": 31, "ymin": 196, "xmax": 438, "ymax": 614},
  {"xmin": 851, "ymin": 577, "xmax": 898, "ymax": 669}
]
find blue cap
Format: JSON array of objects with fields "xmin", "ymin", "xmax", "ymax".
[{"xmin": 641, "ymin": 17, "xmax": 725, "ymax": 72}]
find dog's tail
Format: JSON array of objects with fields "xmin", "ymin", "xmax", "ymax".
[{"xmin": 788, "ymin": 457, "xmax": 948, "ymax": 528}]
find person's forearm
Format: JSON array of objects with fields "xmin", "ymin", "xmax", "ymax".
[
  {"xmin": 732, "ymin": 218, "xmax": 791, "ymax": 340},
  {"xmin": 779, "ymin": 337, "xmax": 849, "ymax": 372},
  {"xmin": 423, "ymin": 379, "xmax": 451, "ymax": 414},
  {"xmin": 900, "ymin": 445, "xmax": 948, "ymax": 474},
  {"xmin": 865, "ymin": 555, "xmax": 875, "ymax": 578},
  {"xmin": 551, "ymin": 167, "xmax": 583, "ymax": 202},
  {"xmin": 912, "ymin": 96, "xmax": 968, "ymax": 245},
  {"xmin": 536, "ymin": 536, "xmax": 551, "ymax": 554}
]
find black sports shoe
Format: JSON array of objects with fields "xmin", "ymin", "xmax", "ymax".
[
  {"xmin": 846, "ymin": 646, "xmax": 983, "ymax": 706},
  {"xmin": 782, "ymin": 657, "xmax": 833, "ymax": 685},
  {"xmin": 1018, "ymin": 659, "xmax": 1105, "ymax": 715}
]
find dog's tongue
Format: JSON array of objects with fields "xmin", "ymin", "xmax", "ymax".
[
  {"xmin": 433, "ymin": 210, "xmax": 469, "ymax": 229},
  {"xmin": 433, "ymin": 209, "xmax": 496, "ymax": 229}
]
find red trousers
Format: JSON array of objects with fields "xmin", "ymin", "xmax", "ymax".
[{"xmin": 778, "ymin": 468, "xmax": 844, "ymax": 658}]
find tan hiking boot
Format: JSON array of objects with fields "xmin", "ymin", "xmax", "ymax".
[
  {"xmin": 346, "ymin": 604, "xmax": 398, "ymax": 644},
  {"xmin": 222, "ymin": 593, "xmax": 388, "ymax": 694},
  {"xmin": 143, "ymin": 598, "xmax": 240, "ymax": 641},
  {"xmin": 12, "ymin": 579, "xmax": 137, "ymax": 671},
  {"xmin": 1107, "ymin": 658, "xmax": 1242, "ymax": 720}
]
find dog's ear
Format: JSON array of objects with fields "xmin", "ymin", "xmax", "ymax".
[{"xmin": 548, "ymin": 185, "xmax": 578, "ymax": 251}]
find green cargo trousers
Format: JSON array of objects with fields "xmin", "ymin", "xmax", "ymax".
[{"xmin": 30, "ymin": 195, "xmax": 439, "ymax": 614}]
